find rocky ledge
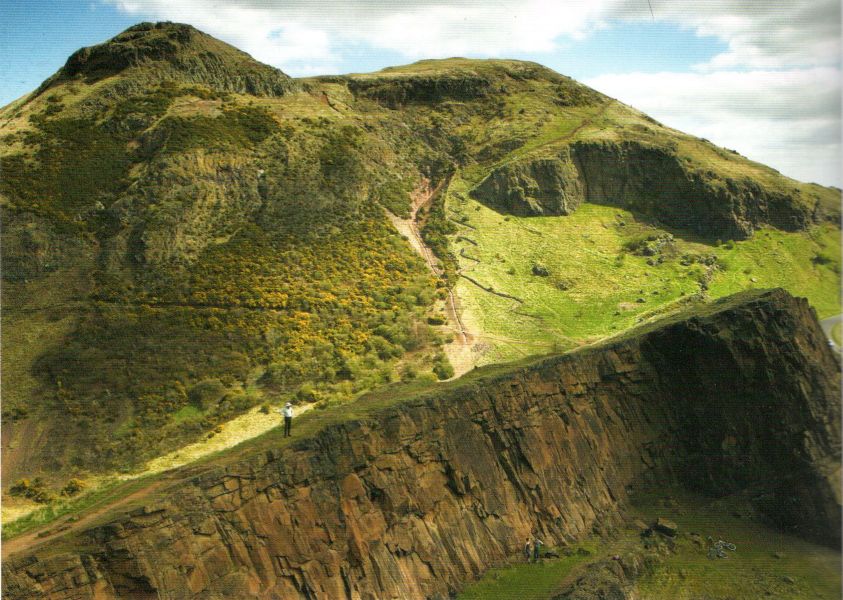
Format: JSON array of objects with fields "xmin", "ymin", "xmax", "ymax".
[
  {"xmin": 3, "ymin": 289, "xmax": 839, "ymax": 599},
  {"xmin": 471, "ymin": 141, "xmax": 833, "ymax": 239}
]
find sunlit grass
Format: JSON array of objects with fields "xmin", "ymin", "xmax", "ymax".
[
  {"xmin": 447, "ymin": 175, "xmax": 840, "ymax": 365},
  {"xmin": 456, "ymin": 540, "xmax": 599, "ymax": 600}
]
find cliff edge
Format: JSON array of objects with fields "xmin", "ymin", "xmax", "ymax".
[{"xmin": 3, "ymin": 289, "xmax": 840, "ymax": 599}]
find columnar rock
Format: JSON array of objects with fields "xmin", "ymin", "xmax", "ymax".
[
  {"xmin": 471, "ymin": 141, "xmax": 821, "ymax": 239},
  {"xmin": 3, "ymin": 289, "xmax": 839, "ymax": 599}
]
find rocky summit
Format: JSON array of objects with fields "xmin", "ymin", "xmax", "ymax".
[{"xmin": 1, "ymin": 22, "xmax": 840, "ymax": 600}]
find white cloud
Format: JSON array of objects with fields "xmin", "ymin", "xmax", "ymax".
[
  {"xmin": 106, "ymin": 0, "xmax": 612, "ymax": 69},
  {"xmin": 104, "ymin": 0, "xmax": 841, "ymax": 186},
  {"xmin": 586, "ymin": 68, "xmax": 842, "ymax": 186},
  {"xmin": 106, "ymin": 0, "xmax": 840, "ymax": 72},
  {"xmin": 612, "ymin": 0, "xmax": 841, "ymax": 70}
]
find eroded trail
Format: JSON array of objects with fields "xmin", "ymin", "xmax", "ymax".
[
  {"xmin": 2, "ymin": 402, "xmax": 316, "ymax": 558},
  {"xmin": 2, "ymin": 478, "xmax": 172, "ymax": 560},
  {"xmin": 385, "ymin": 180, "xmax": 475, "ymax": 376}
]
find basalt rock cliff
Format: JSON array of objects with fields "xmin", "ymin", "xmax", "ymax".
[
  {"xmin": 3, "ymin": 289, "xmax": 839, "ymax": 599},
  {"xmin": 471, "ymin": 140, "xmax": 823, "ymax": 239}
]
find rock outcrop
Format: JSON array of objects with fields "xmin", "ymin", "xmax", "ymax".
[
  {"xmin": 3, "ymin": 289, "xmax": 839, "ymax": 599},
  {"xmin": 471, "ymin": 141, "xmax": 826, "ymax": 239},
  {"xmin": 471, "ymin": 150, "xmax": 584, "ymax": 216},
  {"xmin": 552, "ymin": 550, "xmax": 661, "ymax": 600},
  {"xmin": 35, "ymin": 22, "xmax": 296, "ymax": 98},
  {"xmin": 348, "ymin": 74, "xmax": 494, "ymax": 107}
]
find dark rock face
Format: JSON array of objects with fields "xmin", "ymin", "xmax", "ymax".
[
  {"xmin": 348, "ymin": 74, "xmax": 494, "ymax": 107},
  {"xmin": 472, "ymin": 151, "xmax": 584, "ymax": 216},
  {"xmin": 0, "ymin": 212, "xmax": 92, "ymax": 282},
  {"xmin": 40, "ymin": 22, "xmax": 295, "ymax": 97},
  {"xmin": 471, "ymin": 141, "xmax": 819, "ymax": 239},
  {"xmin": 572, "ymin": 141, "xmax": 812, "ymax": 239},
  {"xmin": 3, "ymin": 289, "xmax": 839, "ymax": 599}
]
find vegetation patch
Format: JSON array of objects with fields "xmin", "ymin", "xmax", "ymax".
[
  {"xmin": 456, "ymin": 541, "xmax": 599, "ymax": 600},
  {"xmin": 30, "ymin": 204, "xmax": 443, "ymax": 471},
  {"xmin": 152, "ymin": 105, "xmax": 278, "ymax": 155},
  {"xmin": 1, "ymin": 116, "xmax": 132, "ymax": 222},
  {"xmin": 447, "ymin": 180, "xmax": 840, "ymax": 365}
]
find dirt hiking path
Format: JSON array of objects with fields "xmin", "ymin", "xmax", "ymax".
[
  {"xmin": 2, "ymin": 402, "xmax": 315, "ymax": 559},
  {"xmin": 384, "ymin": 180, "xmax": 475, "ymax": 377},
  {"xmin": 2, "ymin": 478, "xmax": 172, "ymax": 560}
]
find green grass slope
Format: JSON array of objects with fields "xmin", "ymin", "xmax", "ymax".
[
  {"xmin": 1, "ymin": 24, "xmax": 839, "ymax": 494},
  {"xmin": 447, "ymin": 189, "xmax": 840, "ymax": 364}
]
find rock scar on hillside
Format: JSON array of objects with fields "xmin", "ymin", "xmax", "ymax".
[{"xmin": 384, "ymin": 179, "xmax": 474, "ymax": 376}]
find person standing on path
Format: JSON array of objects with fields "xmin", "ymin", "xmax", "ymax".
[
  {"xmin": 532, "ymin": 535, "xmax": 544, "ymax": 563},
  {"xmin": 280, "ymin": 402, "xmax": 293, "ymax": 437},
  {"xmin": 524, "ymin": 538, "xmax": 532, "ymax": 562}
]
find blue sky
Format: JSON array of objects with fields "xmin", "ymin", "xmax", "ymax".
[
  {"xmin": 1, "ymin": 0, "xmax": 840, "ymax": 186},
  {"xmin": 1, "ymin": 1, "xmax": 725, "ymax": 102}
]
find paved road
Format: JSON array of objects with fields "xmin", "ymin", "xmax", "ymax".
[{"xmin": 820, "ymin": 314, "xmax": 841, "ymax": 354}]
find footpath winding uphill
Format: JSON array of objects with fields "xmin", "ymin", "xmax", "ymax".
[{"xmin": 384, "ymin": 180, "xmax": 475, "ymax": 376}]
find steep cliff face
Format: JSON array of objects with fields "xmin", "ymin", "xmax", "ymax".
[
  {"xmin": 3, "ymin": 289, "xmax": 839, "ymax": 600},
  {"xmin": 471, "ymin": 150, "xmax": 584, "ymax": 216},
  {"xmin": 471, "ymin": 141, "xmax": 823, "ymax": 239}
]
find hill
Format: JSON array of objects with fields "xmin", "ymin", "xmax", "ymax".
[{"xmin": 1, "ymin": 23, "xmax": 839, "ymax": 496}]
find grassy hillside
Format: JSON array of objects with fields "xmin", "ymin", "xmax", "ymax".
[
  {"xmin": 1, "ymin": 23, "xmax": 839, "ymax": 495},
  {"xmin": 447, "ymin": 186, "xmax": 840, "ymax": 364},
  {"xmin": 0, "ymin": 25, "xmax": 448, "ymax": 481}
]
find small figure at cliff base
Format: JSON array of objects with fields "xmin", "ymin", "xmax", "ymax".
[
  {"xmin": 532, "ymin": 536, "xmax": 544, "ymax": 563},
  {"xmin": 279, "ymin": 402, "xmax": 293, "ymax": 437},
  {"xmin": 524, "ymin": 538, "xmax": 532, "ymax": 562}
]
